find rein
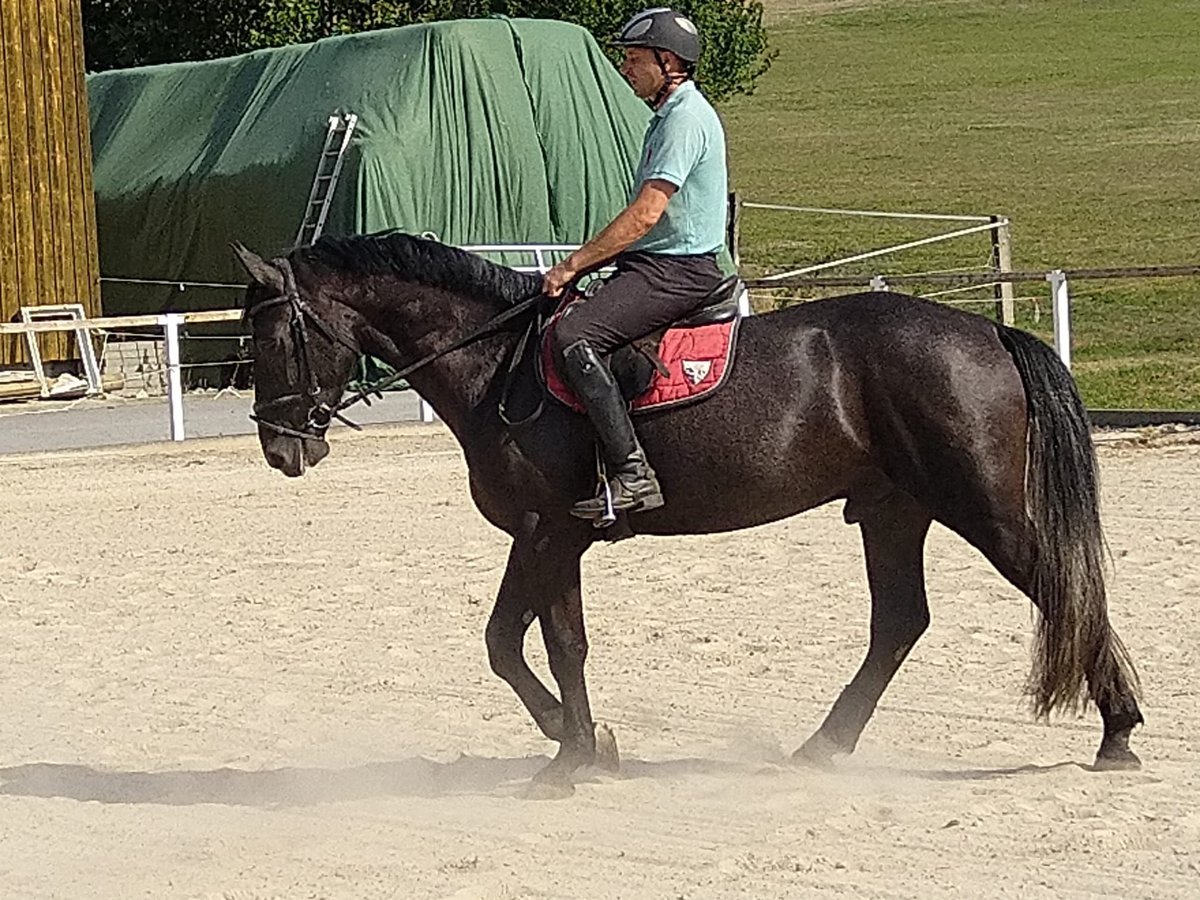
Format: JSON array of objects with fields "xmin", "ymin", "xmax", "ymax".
[{"xmin": 247, "ymin": 256, "xmax": 545, "ymax": 438}]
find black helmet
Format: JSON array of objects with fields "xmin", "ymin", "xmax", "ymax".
[{"xmin": 613, "ymin": 7, "xmax": 701, "ymax": 65}]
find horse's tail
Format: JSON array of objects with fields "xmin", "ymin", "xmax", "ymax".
[{"xmin": 996, "ymin": 326, "xmax": 1140, "ymax": 717}]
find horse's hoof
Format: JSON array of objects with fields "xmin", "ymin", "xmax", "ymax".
[
  {"xmin": 791, "ymin": 732, "xmax": 839, "ymax": 770},
  {"xmin": 522, "ymin": 778, "xmax": 575, "ymax": 800},
  {"xmin": 1093, "ymin": 748, "xmax": 1142, "ymax": 772},
  {"xmin": 523, "ymin": 753, "xmax": 585, "ymax": 800},
  {"xmin": 595, "ymin": 723, "xmax": 620, "ymax": 773}
]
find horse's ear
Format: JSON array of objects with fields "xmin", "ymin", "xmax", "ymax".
[{"xmin": 230, "ymin": 242, "xmax": 285, "ymax": 293}]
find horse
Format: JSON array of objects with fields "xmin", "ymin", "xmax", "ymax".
[{"xmin": 233, "ymin": 231, "xmax": 1143, "ymax": 792}]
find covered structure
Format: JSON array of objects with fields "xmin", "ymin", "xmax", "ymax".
[{"xmin": 87, "ymin": 18, "xmax": 652, "ymax": 317}]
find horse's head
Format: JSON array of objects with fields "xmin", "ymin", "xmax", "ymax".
[{"xmin": 233, "ymin": 243, "xmax": 360, "ymax": 477}]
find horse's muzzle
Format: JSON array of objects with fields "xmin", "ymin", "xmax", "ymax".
[{"xmin": 261, "ymin": 433, "xmax": 330, "ymax": 477}]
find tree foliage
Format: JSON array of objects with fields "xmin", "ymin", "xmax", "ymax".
[
  {"xmin": 81, "ymin": 0, "xmax": 773, "ymax": 101},
  {"xmin": 485, "ymin": 1, "xmax": 774, "ymax": 100}
]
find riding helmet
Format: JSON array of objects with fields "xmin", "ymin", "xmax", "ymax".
[{"xmin": 613, "ymin": 7, "xmax": 702, "ymax": 65}]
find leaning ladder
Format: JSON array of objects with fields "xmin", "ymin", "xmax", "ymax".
[{"xmin": 294, "ymin": 112, "xmax": 359, "ymax": 247}]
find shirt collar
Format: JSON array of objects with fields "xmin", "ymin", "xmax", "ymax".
[{"xmin": 653, "ymin": 80, "xmax": 696, "ymax": 118}]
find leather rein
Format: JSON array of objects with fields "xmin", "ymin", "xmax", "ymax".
[{"xmin": 245, "ymin": 257, "xmax": 545, "ymax": 439}]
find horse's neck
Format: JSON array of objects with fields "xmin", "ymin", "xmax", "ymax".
[{"xmin": 356, "ymin": 282, "xmax": 515, "ymax": 431}]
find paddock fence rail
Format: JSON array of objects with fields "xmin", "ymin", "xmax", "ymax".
[{"xmin": 3, "ymin": 246, "xmax": 1196, "ymax": 439}]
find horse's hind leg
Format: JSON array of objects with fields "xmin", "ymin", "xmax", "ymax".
[
  {"xmin": 969, "ymin": 519, "xmax": 1144, "ymax": 771},
  {"xmin": 1091, "ymin": 656, "xmax": 1144, "ymax": 770},
  {"xmin": 795, "ymin": 489, "xmax": 932, "ymax": 766}
]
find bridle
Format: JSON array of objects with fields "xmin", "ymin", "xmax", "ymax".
[
  {"xmin": 245, "ymin": 258, "xmax": 365, "ymax": 440},
  {"xmin": 245, "ymin": 256, "xmax": 546, "ymax": 440}
]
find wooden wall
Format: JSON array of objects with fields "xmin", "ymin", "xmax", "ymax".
[{"xmin": 1, "ymin": 0, "xmax": 100, "ymax": 366}]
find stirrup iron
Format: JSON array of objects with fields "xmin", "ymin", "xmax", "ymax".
[{"xmin": 593, "ymin": 444, "xmax": 617, "ymax": 529}]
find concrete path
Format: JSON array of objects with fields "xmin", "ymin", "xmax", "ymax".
[{"xmin": 0, "ymin": 390, "xmax": 425, "ymax": 456}]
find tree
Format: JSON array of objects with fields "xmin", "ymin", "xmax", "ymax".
[
  {"xmin": 80, "ymin": 1, "xmax": 252, "ymax": 70},
  {"xmin": 81, "ymin": 0, "xmax": 772, "ymax": 101},
  {"xmin": 486, "ymin": 1, "xmax": 774, "ymax": 101}
]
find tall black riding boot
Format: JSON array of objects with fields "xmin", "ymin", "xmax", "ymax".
[{"xmin": 561, "ymin": 340, "xmax": 664, "ymax": 519}]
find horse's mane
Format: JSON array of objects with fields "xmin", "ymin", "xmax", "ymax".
[{"xmin": 298, "ymin": 231, "xmax": 544, "ymax": 307}]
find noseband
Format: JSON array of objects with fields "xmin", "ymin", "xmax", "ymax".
[{"xmin": 246, "ymin": 256, "xmax": 547, "ymax": 440}]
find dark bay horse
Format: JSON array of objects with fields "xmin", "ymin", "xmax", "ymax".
[{"xmin": 234, "ymin": 231, "xmax": 1143, "ymax": 789}]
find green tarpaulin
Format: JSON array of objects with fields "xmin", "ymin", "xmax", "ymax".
[{"xmin": 88, "ymin": 17, "xmax": 652, "ymax": 317}]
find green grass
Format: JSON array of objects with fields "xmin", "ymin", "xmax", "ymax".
[{"xmin": 718, "ymin": 0, "xmax": 1200, "ymax": 408}]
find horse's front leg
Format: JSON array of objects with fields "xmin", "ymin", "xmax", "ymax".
[
  {"xmin": 531, "ymin": 561, "xmax": 598, "ymax": 791},
  {"xmin": 486, "ymin": 543, "xmax": 565, "ymax": 742},
  {"xmin": 529, "ymin": 557, "xmax": 622, "ymax": 791},
  {"xmin": 488, "ymin": 518, "xmax": 611, "ymax": 794}
]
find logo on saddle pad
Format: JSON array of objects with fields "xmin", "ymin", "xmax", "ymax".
[{"xmin": 681, "ymin": 359, "xmax": 712, "ymax": 385}]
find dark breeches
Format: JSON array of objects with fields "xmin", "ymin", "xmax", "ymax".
[{"xmin": 551, "ymin": 251, "xmax": 722, "ymax": 358}]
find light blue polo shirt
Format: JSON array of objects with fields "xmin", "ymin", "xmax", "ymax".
[{"xmin": 630, "ymin": 80, "xmax": 728, "ymax": 256}]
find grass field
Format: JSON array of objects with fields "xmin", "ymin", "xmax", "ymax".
[{"xmin": 719, "ymin": 0, "xmax": 1200, "ymax": 408}]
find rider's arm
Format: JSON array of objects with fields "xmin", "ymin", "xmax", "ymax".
[{"xmin": 542, "ymin": 179, "xmax": 677, "ymax": 295}]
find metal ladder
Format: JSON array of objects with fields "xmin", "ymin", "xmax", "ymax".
[{"xmin": 294, "ymin": 112, "xmax": 358, "ymax": 247}]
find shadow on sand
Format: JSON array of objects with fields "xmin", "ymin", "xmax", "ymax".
[{"xmin": 0, "ymin": 752, "xmax": 1089, "ymax": 807}]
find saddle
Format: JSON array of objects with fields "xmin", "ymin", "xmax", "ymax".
[{"xmin": 540, "ymin": 274, "xmax": 745, "ymax": 415}]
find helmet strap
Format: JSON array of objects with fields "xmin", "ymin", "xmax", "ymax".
[{"xmin": 650, "ymin": 49, "xmax": 689, "ymax": 108}]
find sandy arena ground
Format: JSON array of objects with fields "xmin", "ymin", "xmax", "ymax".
[{"xmin": 0, "ymin": 424, "xmax": 1197, "ymax": 899}]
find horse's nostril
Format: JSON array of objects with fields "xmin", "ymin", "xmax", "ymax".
[
  {"xmin": 261, "ymin": 438, "xmax": 294, "ymax": 471},
  {"xmin": 304, "ymin": 438, "xmax": 330, "ymax": 467}
]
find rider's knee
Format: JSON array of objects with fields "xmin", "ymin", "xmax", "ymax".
[{"xmin": 552, "ymin": 321, "xmax": 585, "ymax": 362}]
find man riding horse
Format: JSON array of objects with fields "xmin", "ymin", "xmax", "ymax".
[
  {"xmin": 543, "ymin": 7, "xmax": 729, "ymax": 520},
  {"xmin": 234, "ymin": 9, "xmax": 1145, "ymax": 790}
]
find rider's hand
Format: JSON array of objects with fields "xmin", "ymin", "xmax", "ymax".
[{"xmin": 543, "ymin": 261, "xmax": 577, "ymax": 297}]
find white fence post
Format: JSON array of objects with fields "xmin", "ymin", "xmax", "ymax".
[
  {"xmin": 162, "ymin": 313, "xmax": 186, "ymax": 440},
  {"xmin": 990, "ymin": 216, "xmax": 1015, "ymax": 325},
  {"xmin": 1046, "ymin": 269, "xmax": 1072, "ymax": 369}
]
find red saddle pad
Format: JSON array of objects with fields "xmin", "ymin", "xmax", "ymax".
[{"xmin": 540, "ymin": 303, "xmax": 740, "ymax": 415}]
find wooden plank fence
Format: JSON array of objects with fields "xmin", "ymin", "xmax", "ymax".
[{"xmin": 0, "ymin": 0, "xmax": 100, "ymax": 366}]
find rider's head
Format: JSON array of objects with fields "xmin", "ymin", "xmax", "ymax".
[{"xmin": 613, "ymin": 8, "xmax": 701, "ymax": 105}]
